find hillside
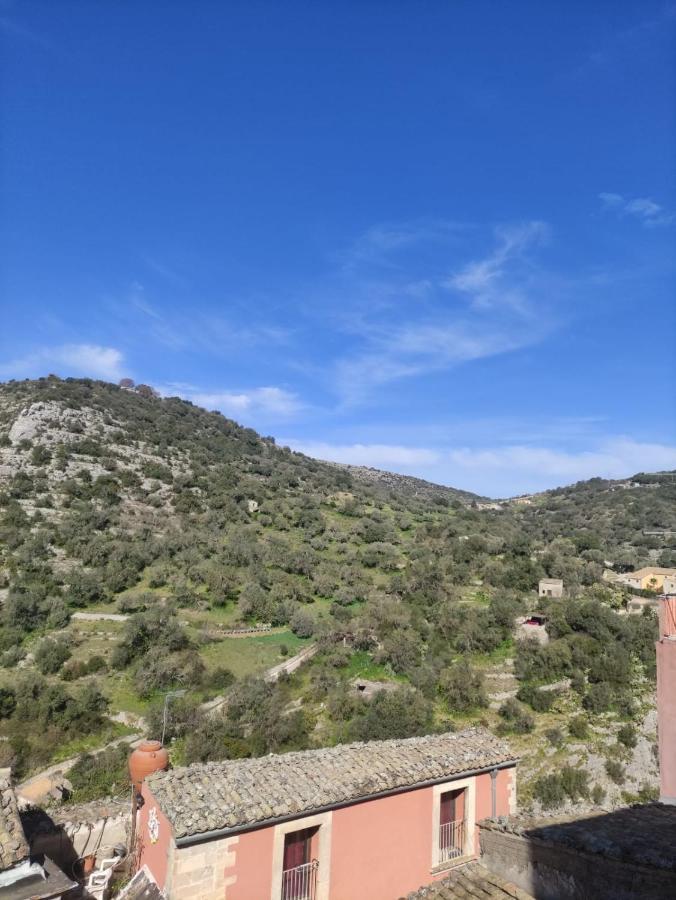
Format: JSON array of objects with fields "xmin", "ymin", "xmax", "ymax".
[
  {"xmin": 0, "ymin": 377, "xmax": 669, "ymax": 814},
  {"xmin": 326, "ymin": 461, "xmax": 485, "ymax": 504}
]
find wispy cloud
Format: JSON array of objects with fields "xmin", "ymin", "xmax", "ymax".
[
  {"xmin": 283, "ymin": 440, "xmax": 441, "ymax": 468},
  {"xmin": 0, "ymin": 344, "xmax": 126, "ymax": 381},
  {"xmin": 287, "ymin": 436, "xmax": 676, "ymax": 497},
  {"xmin": 331, "ymin": 220, "xmax": 555, "ymax": 403},
  {"xmin": 341, "ymin": 219, "xmax": 468, "ymax": 270},
  {"xmin": 158, "ymin": 383, "xmax": 303, "ymax": 421},
  {"xmin": 599, "ymin": 192, "xmax": 674, "ymax": 228},
  {"xmin": 445, "ymin": 221, "xmax": 549, "ymax": 309}
]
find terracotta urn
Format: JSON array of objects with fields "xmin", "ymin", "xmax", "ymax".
[{"xmin": 128, "ymin": 740, "xmax": 169, "ymax": 793}]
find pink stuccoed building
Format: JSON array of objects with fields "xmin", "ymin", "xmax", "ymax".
[
  {"xmin": 657, "ymin": 595, "xmax": 676, "ymax": 805},
  {"xmin": 135, "ymin": 728, "xmax": 517, "ymax": 900}
]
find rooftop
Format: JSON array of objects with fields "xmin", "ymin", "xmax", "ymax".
[
  {"xmin": 481, "ymin": 804, "xmax": 676, "ymax": 872},
  {"xmin": 147, "ymin": 728, "xmax": 516, "ymax": 840},
  {"xmin": 625, "ymin": 567, "xmax": 676, "ymax": 579},
  {"xmin": 0, "ymin": 769, "xmax": 29, "ymax": 871},
  {"xmin": 403, "ymin": 862, "xmax": 533, "ymax": 899}
]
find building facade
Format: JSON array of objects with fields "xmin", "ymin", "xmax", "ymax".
[
  {"xmin": 136, "ymin": 729, "xmax": 517, "ymax": 900},
  {"xmin": 538, "ymin": 579, "xmax": 563, "ymax": 599},
  {"xmin": 622, "ymin": 567, "xmax": 676, "ymax": 592}
]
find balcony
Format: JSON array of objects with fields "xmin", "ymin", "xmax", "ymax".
[
  {"xmin": 281, "ymin": 859, "xmax": 319, "ymax": 900},
  {"xmin": 439, "ymin": 819, "xmax": 465, "ymax": 863}
]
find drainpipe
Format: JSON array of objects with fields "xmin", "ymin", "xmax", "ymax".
[{"xmin": 490, "ymin": 768, "xmax": 498, "ymax": 818}]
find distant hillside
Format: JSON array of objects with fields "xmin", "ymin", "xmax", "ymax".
[
  {"xmin": 0, "ymin": 377, "xmax": 668, "ymax": 790},
  {"xmin": 326, "ymin": 461, "xmax": 484, "ymax": 504}
]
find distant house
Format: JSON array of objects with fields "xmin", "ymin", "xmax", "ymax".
[
  {"xmin": 538, "ymin": 578, "xmax": 563, "ymax": 599},
  {"xmin": 136, "ymin": 729, "xmax": 517, "ymax": 900},
  {"xmin": 621, "ymin": 568, "xmax": 676, "ymax": 593},
  {"xmin": 663, "ymin": 575, "xmax": 676, "ymax": 596}
]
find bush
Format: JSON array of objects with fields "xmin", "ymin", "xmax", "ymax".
[
  {"xmin": 568, "ymin": 715, "xmax": 589, "ymax": 739},
  {"xmin": 498, "ymin": 698, "xmax": 534, "ymax": 734},
  {"xmin": 352, "ymin": 688, "xmax": 433, "ymax": 742},
  {"xmin": 517, "ymin": 684, "xmax": 558, "ymax": 712},
  {"xmin": 617, "ymin": 724, "xmax": 637, "ymax": 749},
  {"xmin": 68, "ymin": 745, "xmax": 130, "ymax": 802},
  {"xmin": 439, "ymin": 661, "xmax": 486, "ymax": 712},
  {"xmin": 545, "ymin": 728, "xmax": 564, "ymax": 747},
  {"xmin": 533, "ymin": 765, "xmax": 589, "ymax": 809},
  {"xmin": 605, "ymin": 759, "xmax": 625, "ymax": 784},
  {"xmin": 591, "ymin": 784, "xmax": 606, "ymax": 805},
  {"xmin": 289, "ymin": 610, "xmax": 315, "ymax": 638},
  {"xmin": 34, "ymin": 638, "xmax": 71, "ymax": 675}
]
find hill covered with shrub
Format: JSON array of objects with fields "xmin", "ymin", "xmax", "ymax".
[{"xmin": 0, "ymin": 376, "xmax": 671, "ymax": 802}]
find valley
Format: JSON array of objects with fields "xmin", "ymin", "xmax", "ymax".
[{"xmin": 0, "ymin": 376, "xmax": 674, "ymax": 818}]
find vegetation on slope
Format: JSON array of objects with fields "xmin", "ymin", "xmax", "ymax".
[{"xmin": 0, "ymin": 377, "xmax": 671, "ymax": 801}]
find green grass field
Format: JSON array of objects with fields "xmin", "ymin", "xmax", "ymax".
[{"xmin": 199, "ymin": 630, "xmax": 310, "ymax": 678}]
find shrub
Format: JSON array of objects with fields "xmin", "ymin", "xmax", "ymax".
[
  {"xmin": 289, "ymin": 610, "xmax": 315, "ymax": 639},
  {"xmin": 617, "ymin": 724, "xmax": 637, "ymax": 749},
  {"xmin": 533, "ymin": 765, "xmax": 589, "ymax": 809},
  {"xmin": 34, "ymin": 638, "xmax": 71, "ymax": 675},
  {"xmin": 545, "ymin": 728, "xmax": 564, "ymax": 747},
  {"xmin": 591, "ymin": 784, "xmax": 606, "ymax": 805},
  {"xmin": 439, "ymin": 661, "xmax": 487, "ymax": 712},
  {"xmin": 517, "ymin": 684, "xmax": 557, "ymax": 712},
  {"xmin": 68, "ymin": 745, "xmax": 130, "ymax": 802},
  {"xmin": 498, "ymin": 698, "xmax": 534, "ymax": 734},
  {"xmin": 605, "ymin": 759, "xmax": 625, "ymax": 784},
  {"xmin": 568, "ymin": 715, "xmax": 589, "ymax": 739}
]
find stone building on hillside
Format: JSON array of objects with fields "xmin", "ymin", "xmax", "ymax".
[
  {"xmin": 537, "ymin": 579, "xmax": 563, "ymax": 599},
  {"xmin": 135, "ymin": 729, "xmax": 517, "ymax": 900}
]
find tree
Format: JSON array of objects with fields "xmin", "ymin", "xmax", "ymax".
[
  {"xmin": 352, "ymin": 688, "xmax": 433, "ymax": 741},
  {"xmin": 34, "ymin": 638, "xmax": 71, "ymax": 675},
  {"xmin": 439, "ymin": 660, "xmax": 486, "ymax": 712}
]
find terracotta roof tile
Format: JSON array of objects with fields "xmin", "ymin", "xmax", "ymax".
[
  {"xmin": 147, "ymin": 728, "xmax": 516, "ymax": 839},
  {"xmin": 404, "ymin": 863, "xmax": 533, "ymax": 899}
]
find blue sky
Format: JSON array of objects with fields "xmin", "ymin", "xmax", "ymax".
[{"xmin": 1, "ymin": 1, "xmax": 675, "ymax": 497}]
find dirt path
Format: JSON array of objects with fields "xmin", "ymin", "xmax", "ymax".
[{"xmin": 71, "ymin": 612, "xmax": 128, "ymax": 622}]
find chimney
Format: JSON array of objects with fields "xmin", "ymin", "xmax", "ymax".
[{"xmin": 657, "ymin": 596, "xmax": 676, "ymax": 804}]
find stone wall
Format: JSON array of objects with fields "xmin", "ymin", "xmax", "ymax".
[
  {"xmin": 165, "ymin": 834, "xmax": 238, "ymax": 900},
  {"xmin": 479, "ymin": 826, "xmax": 676, "ymax": 900}
]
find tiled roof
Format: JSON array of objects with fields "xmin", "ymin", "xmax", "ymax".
[
  {"xmin": 0, "ymin": 768, "xmax": 29, "ymax": 871},
  {"xmin": 481, "ymin": 805, "xmax": 676, "ymax": 871},
  {"xmin": 147, "ymin": 728, "xmax": 516, "ymax": 839},
  {"xmin": 404, "ymin": 863, "xmax": 533, "ymax": 899}
]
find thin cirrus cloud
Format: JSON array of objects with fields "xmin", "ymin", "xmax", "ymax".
[
  {"xmin": 286, "ymin": 437, "xmax": 676, "ymax": 497},
  {"xmin": 332, "ymin": 220, "xmax": 554, "ymax": 403},
  {"xmin": 157, "ymin": 383, "xmax": 303, "ymax": 421},
  {"xmin": 0, "ymin": 343, "xmax": 126, "ymax": 381},
  {"xmin": 599, "ymin": 192, "xmax": 674, "ymax": 227}
]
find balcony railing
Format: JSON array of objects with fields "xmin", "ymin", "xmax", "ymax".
[
  {"xmin": 439, "ymin": 819, "xmax": 465, "ymax": 862},
  {"xmin": 281, "ymin": 859, "xmax": 318, "ymax": 900}
]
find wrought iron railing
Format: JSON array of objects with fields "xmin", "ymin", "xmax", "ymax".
[
  {"xmin": 281, "ymin": 859, "xmax": 319, "ymax": 900},
  {"xmin": 439, "ymin": 819, "xmax": 465, "ymax": 862}
]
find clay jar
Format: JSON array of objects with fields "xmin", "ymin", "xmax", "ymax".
[{"xmin": 128, "ymin": 740, "xmax": 169, "ymax": 793}]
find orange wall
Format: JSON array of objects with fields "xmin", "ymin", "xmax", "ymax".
[{"xmin": 138, "ymin": 783, "xmax": 174, "ymax": 891}]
